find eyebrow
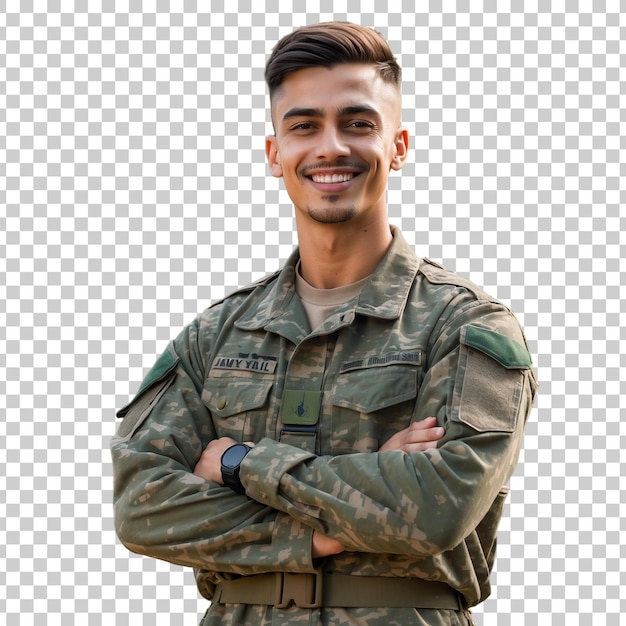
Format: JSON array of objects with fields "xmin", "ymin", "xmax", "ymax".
[
  {"xmin": 282, "ymin": 107, "xmax": 324, "ymax": 121},
  {"xmin": 339, "ymin": 105, "xmax": 380, "ymax": 118},
  {"xmin": 282, "ymin": 105, "xmax": 381, "ymax": 122}
]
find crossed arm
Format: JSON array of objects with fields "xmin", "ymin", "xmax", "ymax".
[
  {"xmin": 192, "ymin": 417, "xmax": 445, "ymax": 558},
  {"xmin": 113, "ymin": 297, "xmax": 534, "ymax": 578}
]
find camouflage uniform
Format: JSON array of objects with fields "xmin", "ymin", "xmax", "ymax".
[{"xmin": 111, "ymin": 227, "xmax": 537, "ymax": 625}]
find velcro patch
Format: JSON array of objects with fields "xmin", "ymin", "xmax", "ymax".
[{"xmin": 282, "ymin": 390, "xmax": 322, "ymax": 426}]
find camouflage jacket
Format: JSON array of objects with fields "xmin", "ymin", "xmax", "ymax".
[{"xmin": 111, "ymin": 227, "xmax": 537, "ymax": 625}]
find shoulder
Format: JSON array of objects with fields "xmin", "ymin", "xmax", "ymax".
[
  {"xmin": 412, "ymin": 258, "xmax": 528, "ymax": 348},
  {"xmin": 418, "ymin": 257, "xmax": 496, "ymax": 303},
  {"xmin": 210, "ymin": 269, "xmax": 282, "ymax": 308},
  {"xmin": 195, "ymin": 269, "xmax": 282, "ymax": 325}
]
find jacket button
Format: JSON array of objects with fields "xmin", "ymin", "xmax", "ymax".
[{"xmin": 217, "ymin": 396, "xmax": 228, "ymax": 410}]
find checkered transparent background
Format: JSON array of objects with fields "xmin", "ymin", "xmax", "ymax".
[{"xmin": 1, "ymin": 2, "xmax": 624, "ymax": 625}]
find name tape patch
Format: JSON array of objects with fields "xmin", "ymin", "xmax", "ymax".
[
  {"xmin": 340, "ymin": 350, "xmax": 423, "ymax": 373},
  {"xmin": 212, "ymin": 356, "xmax": 277, "ymax": 374}
]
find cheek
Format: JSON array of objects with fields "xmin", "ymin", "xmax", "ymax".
[{"xmin": 274, "ymin": 143, "xmax": 300, "ymax": 173}]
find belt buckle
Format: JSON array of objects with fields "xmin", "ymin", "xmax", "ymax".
[{"xmin": 274, "ymin": 569, "xmax": 323, "ymax": 609}]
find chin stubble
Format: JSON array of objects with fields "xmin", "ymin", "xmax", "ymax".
[{"xmin": 307, "ymin": 200, "xmax": 357, "ymax": 224}]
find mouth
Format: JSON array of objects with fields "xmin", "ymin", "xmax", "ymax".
[
  {"xmin": 310, "ymin": 172, "xmax": 357, "ymax": 184},
  {"xmin": 304, "ymin": 168, "xmax": 363, "ymax": 192}
]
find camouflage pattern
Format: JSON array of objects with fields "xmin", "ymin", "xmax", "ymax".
[{"xmin": 111, "ymin": 227, "xmax": 538, "ymax": 625}]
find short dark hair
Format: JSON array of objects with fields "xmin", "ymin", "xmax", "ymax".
[{"xmin": 265, "ymin": 22, "xmax": 401, "ymax": 99}]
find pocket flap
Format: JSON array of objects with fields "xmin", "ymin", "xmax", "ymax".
[
  {"xmin": 333, "ymin": 366, "xmax": 417, "ymax": 414},
  {"xmin": 203, "ymin": 377, "xmax": 273, "ymax": 418}
]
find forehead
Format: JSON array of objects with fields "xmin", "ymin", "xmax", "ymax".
[{"xmin": 271, "ymin": 63, "xmax": 401, "ymax": 122}]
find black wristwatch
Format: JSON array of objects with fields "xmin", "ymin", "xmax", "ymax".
[{"xmin": 220, "ymin": 443, "xmax": 252, "ymax": 494}]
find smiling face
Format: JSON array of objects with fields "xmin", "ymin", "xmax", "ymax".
[{"xmin": 266, "ymin": 64, "xmax": 408, "ymax": 227}]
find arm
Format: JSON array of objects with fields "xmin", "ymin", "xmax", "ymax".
[
  {"xmin": 192, "ymin": 416, "xmax": 443, "ymax": 482},
  {"xmin": 239, "ymin": 300, "xmax": 537, "ymax": 557},
  {"xmin": 110, "ymin": 319, "xmax": 315, "ymax": 577},
  {"xmin": 192, "ymin": 417, "xmax": 445, "ymax": 558},
  {"xmin": 112, "ymin": 315, "xmax": 446, "ymax": 572}
]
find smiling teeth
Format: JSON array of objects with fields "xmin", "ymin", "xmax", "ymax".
[{"xmin": 311, "ymin": 173, "xmax": 354, "ymax": 184}]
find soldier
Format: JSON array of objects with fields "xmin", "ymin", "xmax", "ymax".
[{"xmin": 111, "ymin": 22, "xmax": 538, "ymax": 626}]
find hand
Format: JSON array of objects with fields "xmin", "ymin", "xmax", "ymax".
[
  {"xmin": 193, "ymin": 438, "xmax": 254, "ymax": 483},
  {"xmin": 378, "ymin": 417, "xmax": 444, "ymax": 454},
  {"xmin": 311, "ymin": 530, "xmax": 345, "ymax": 559}
]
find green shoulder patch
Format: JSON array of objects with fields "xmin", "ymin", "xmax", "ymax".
[
  {"xmin": 463, "ymin": 325, "xmax": 531, "ymax": 369},
  {"xmin": 117, "ymin": 343, "xmax": 180, "ymax": 418},
  {"xmin": 136, "ymin": 343, "xmax": 179, "ymax": 396}
]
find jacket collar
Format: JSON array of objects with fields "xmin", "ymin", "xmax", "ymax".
[{"xmin": 236, "ymin": 226, "xmax": 420, "ymax": 334}]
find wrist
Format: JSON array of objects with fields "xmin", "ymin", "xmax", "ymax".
[{"xmin": 220, "ymin": 443, "xmax": 252, "ymax": 494}]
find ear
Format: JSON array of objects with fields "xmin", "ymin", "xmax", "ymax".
[
  {"xmin": 390, "ymin": 127, "xmax": 409, "ymax": 171},
  {"xmin": 265, "ymin": 135, "xmax": 283, "ymax": 178}
]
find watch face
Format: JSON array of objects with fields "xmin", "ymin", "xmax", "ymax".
[{"xmin": 221, "ymin": 444, "xmax": 249, "ymax": 469}]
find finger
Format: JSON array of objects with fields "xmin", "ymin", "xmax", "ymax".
[
  {"xmin": 401, "ymin": 439, "xmax": 440, "ymax": 453},
  {"xmin": 408, "ymin": 417, "xmax": 438, "ymax": 431},
  {"xmin": 378, "ymin": 419, "xmax": 443, "ymax": 452},
  {"xmin": 404, "ymin": 426, "xmax": 444, "ymax": 443}
]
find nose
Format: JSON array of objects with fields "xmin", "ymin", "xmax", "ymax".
[{"xmin": 315, "ymin": 125, "xmax": 350, "ymax": 160}]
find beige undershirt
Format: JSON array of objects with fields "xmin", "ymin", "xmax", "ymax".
[{"xmin": 295, "ymin": 261, "xmax": 369, "ymax": 330}]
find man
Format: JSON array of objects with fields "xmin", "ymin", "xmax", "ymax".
[{"xmin": 111, "ymin": 22, "xmax": 537, "ymax": 626}]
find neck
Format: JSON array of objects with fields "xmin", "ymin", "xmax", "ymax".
[{"xmin": 295, "ymin": 215, "xmax": 393, "ymax": 289}]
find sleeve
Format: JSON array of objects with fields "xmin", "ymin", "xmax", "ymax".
[
  {"xmin": 109, "ymin": 316, "xmax": 316, "ymax": 581},
  {"xmin": 240, "ymin": 298, "xmax": 538, "ymax": 557}
]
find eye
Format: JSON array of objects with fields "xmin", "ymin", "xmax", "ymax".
[
  {"xmin": 347, "ymin": 120, "xmax": 374, "ymax": 129},
  {"xmin": 290, "ymin": 122, "xmax": 315, "ymax": 131}
]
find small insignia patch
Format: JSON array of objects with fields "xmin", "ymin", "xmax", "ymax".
[{"xmin": 282, "ymin": 390, "xmax": 323, "ymax": 426}]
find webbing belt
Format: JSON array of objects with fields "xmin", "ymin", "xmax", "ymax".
[{"xmin": 214, "ymin": 571, "xmax": 464, "ymax": 610}]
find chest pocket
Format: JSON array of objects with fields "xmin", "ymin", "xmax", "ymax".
[
  {"xmin": 330, "ymin": 366, "xmax": 419, "ymax": 454},
  {"xmin": 202, "ymin": 377, "xmax": 273, "ymax": 442}
]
